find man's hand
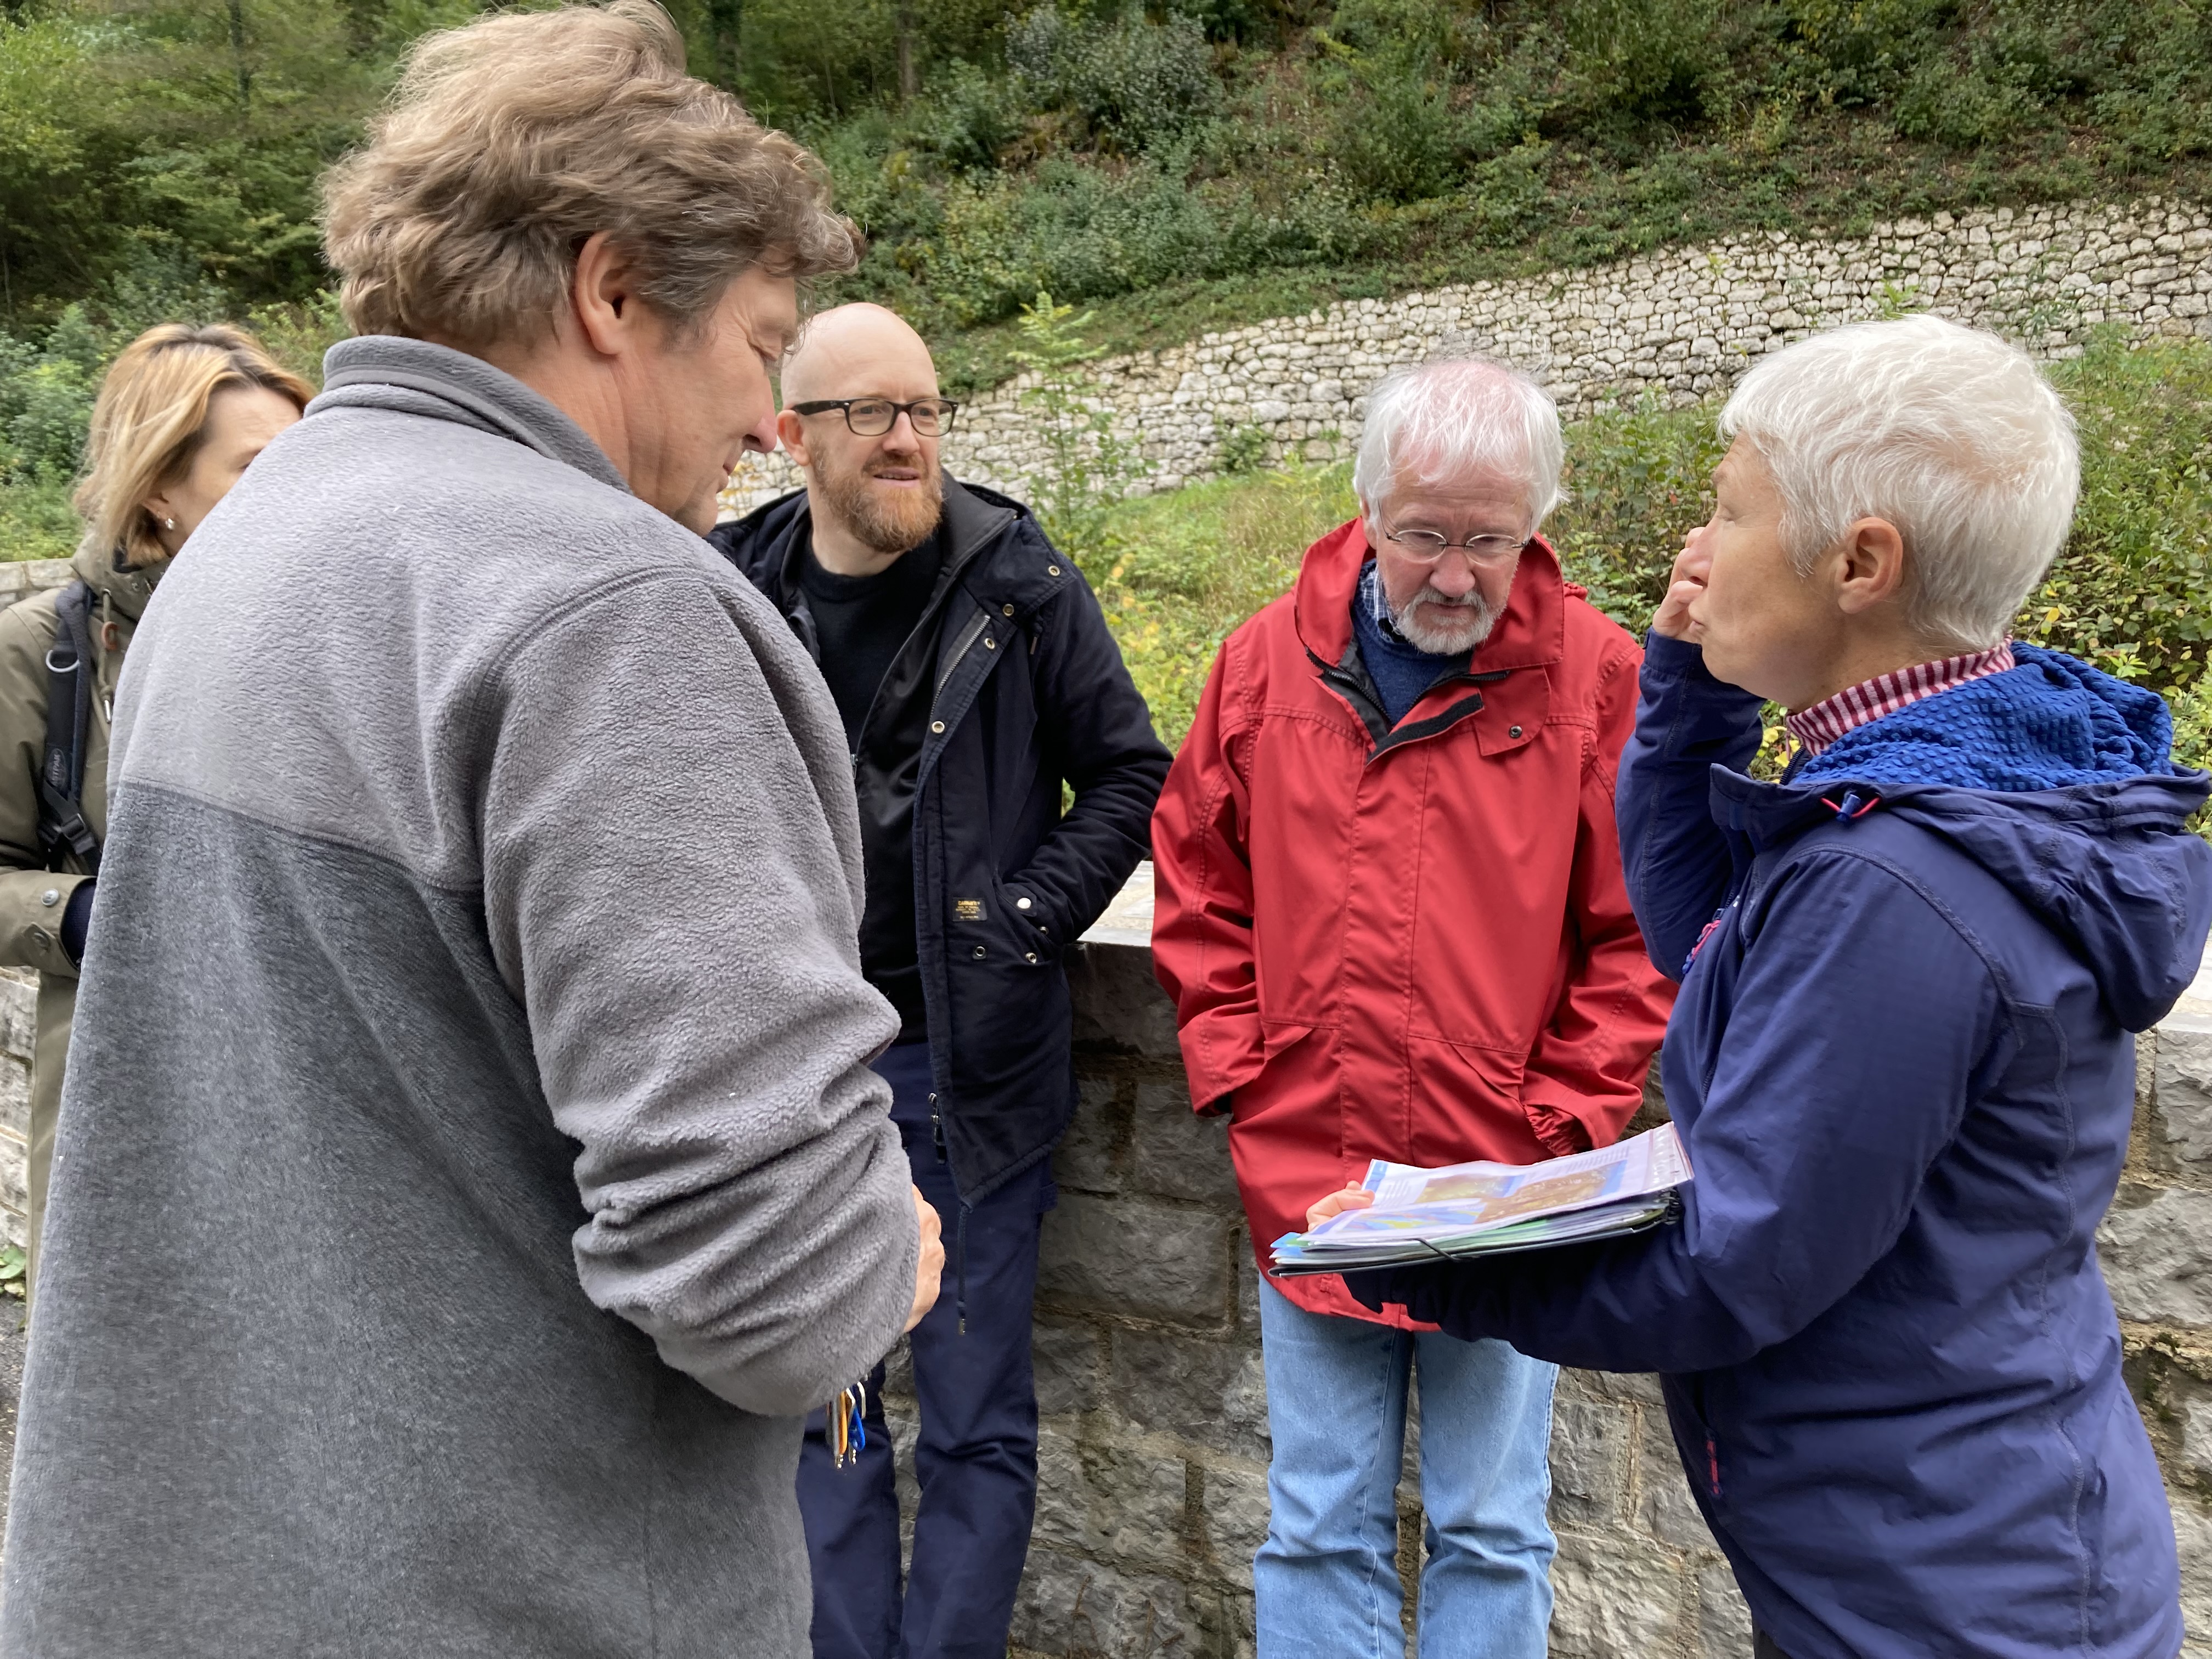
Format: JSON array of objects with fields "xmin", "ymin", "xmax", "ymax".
[
  {"xmin": 906, "ymin": 1186, "xmax": 945, "ymax": 1332},
  {"xmin": 1305, "ymin": 1181, "xmax": 1375, "ymax": 1231},
  {"xmin": 1651, "ymin": 526, "xmax": 1712, "ymax": 642}
]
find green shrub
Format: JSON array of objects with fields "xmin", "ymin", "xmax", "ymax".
[
  {"xmin": 1334, "ymin": 51, "xmax": 1463, "ymax": 205},
  {"xmin": 2168, "ymin": 669, "xmax": 2212, "ymax": 838},
  {"xmin": 1546, "ymin": 394, "xmax": 1729, "ymax": 634},
  {"xmin": 1096, "ymin": 464, "xmax": 1354, "ymax": 746},
  {"xmin": 1007, "ymin": 6, "xmax": 1221, "ymax": 153},
  {"xmin": 2029, "ymin": 331, "xmax": 2212, "ymax": 690}
]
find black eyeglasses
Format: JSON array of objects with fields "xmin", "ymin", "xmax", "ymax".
[{"xmin": 789, "ymin": 397, "xmax": 960, "ymax": 437}]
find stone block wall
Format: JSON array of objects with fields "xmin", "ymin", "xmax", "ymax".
[
  {"xmin": 725, "ymin": 196, "xmax": 2212, "ymax": 517},
  {"xmin": 883, "ymin": 871, "xmax": 2212, "ymax": 1657},
  {"xmin": 0, "ymin": 975, "xmax": 33, "ymax": 1250}
]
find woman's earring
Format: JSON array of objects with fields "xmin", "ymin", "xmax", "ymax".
[{"xmin": 163, "ymin": 517, "xmax": 176, "ymax": 530}]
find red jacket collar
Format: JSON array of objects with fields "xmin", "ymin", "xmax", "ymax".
[{"xmin": 1291, "ymin": 517, "xmax": 1569, "ymax": 674}]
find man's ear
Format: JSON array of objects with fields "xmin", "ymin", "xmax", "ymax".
[
  {"xmin": 776, "ymin": 408, "xmax": 811, "ymax": 466},
  {"xmin": 1833, "ymin": 516, "xmax": 1909, "ymax": 617},
  {"xmin": 570, "ymin": 232, "xmax": 645, "ymax": 360}
]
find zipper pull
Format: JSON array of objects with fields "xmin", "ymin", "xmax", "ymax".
[
  {"xmin": 1706, "ymin": 1434, "xmax": 1721, "ymax": 1498},
  {"xmin": 929, "ymin": 1092, "xmax": 946, "ymax": 1162}
]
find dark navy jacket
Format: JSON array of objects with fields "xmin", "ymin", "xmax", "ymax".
[
  {"xmin": 1357, "ymin": 635, "xmax": 2211, "ymax": 1659},
  {"xmin": 711, "ymin": 478, "xmax": 1169, "ymax": 1203}
]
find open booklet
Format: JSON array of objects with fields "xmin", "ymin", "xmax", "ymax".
[{"xmin": 1269, "ymin": 1121, "xmax": 1691, "ymax": 1277}]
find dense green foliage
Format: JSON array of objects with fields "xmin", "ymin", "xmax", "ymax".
[
  {"xmin": 1091, "ymin": 335, "xmax": 2212, "ymax": 766},
  {"xmin": 8, "ymin": 0, "xmax": 2212, "ymax": 389},
  {"xmin": 2, "ymin": 0, "xmax": 2205, "ymax": 785}
]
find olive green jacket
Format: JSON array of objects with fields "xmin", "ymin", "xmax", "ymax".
[{"xmin": 0, "ymin": 540, "xmax": 161, "ymax": 1278}]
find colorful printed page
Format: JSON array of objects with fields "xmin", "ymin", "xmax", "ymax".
[{"xmin": 1299, "ymin": 1122, "xmax": 1690, "ymax": 1251}]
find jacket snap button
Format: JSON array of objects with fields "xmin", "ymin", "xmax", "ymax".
[
  {"xmin": 1002, "ymin": 604, "xmax": 1014, "ymax": 617},
  {"xmin": 1015, "ymin": 896, "xmax": 1031, "ymax": 910},
  {"xmin": 984, "ymin": 637, "xmax": 996, "ymax": 649},
  {"xmin": 39, "ymin": 889, "xmax": 58, "ymax": 907},
  {"xmin": 930, "ymin": 720, "xmax": 946, "ymax": 734},
  {"xmin": 1508, "ymin": 725, "xmax": 1523, "ymax": 738},
  {"xmin": 972, "ymin": 945, "xmax": 988, "ymax": 959},
  {"xmin": 1047, "ymin": 565, "xmax": 1062, "ymax": 576},
  {"xmin": 1025, "ymin": 952, "xmax": 1038, "ymax": 963}
]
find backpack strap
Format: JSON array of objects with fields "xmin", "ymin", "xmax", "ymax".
[{"xmin": 37, "ymin": 580, "xmax": 99, "ymax": 874}]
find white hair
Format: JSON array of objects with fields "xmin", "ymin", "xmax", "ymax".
[
  {"xmin": 1353, "ymin": 354, "xmax": 1565, "ymax": 535},
  {"xmin": 1720, "ymin": 314, "xmax": 2079, "ymax": 650}
]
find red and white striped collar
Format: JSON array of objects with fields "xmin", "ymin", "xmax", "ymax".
[{"xmin": 1785, "ymin": 642, "xmax": 2016, "ymax": 756}]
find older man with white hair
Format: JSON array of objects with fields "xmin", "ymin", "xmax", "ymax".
[
  {"xmin": 1338, "ymin": 316, "xmax": 2212, "ymax": 1659},
  {"xmin": 1151, "ymin": 355, "xmax": 1676, "ymax": 1656}
]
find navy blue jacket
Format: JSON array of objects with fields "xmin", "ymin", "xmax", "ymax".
[
  {"xmin": 711, "ymin": 479, "xmax": 1169, "ymax": 1203},
  {"xmin": 1356, "ymin": 635, "xmax": 2211, "ymax": 1659}
]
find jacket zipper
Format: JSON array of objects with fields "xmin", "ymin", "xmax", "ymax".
[
  {"xmin": 929, "ymin": 1091, "xmax": 946, "ymax": 1162},
  {"xmin": 1706, "ymin": 1435, "xmax": 1721, "ymax": 1499}
]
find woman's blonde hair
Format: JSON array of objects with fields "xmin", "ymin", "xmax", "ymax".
[
  {"xmin": 321, "ymin": 0, "xmax": 860, "ymax": 352},
  {"xmin": 74, "ymin": 323, "xmax": 314, "ymax": 570}
]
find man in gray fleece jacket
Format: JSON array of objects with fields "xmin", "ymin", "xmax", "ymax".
[{"xmin": 1, "ymin": 6, "xmax": 936, "ymax": 1655}]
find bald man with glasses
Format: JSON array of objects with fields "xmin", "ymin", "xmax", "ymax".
[{"xmin": 710, "ymin": 303, "xmax": 1169, "ymax": 1659}]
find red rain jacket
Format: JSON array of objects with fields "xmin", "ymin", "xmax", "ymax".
[{"xmin": 1150, "ymin": 520, "xmax": 1675, "ymax": 1324}]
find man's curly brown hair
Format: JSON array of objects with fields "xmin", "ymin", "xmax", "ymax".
[{"xmin": 322, "ymin": 0, "xmax": 860, "ymax": 350}]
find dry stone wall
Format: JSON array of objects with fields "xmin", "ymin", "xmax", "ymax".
[
  {"xmin": 725, "ymin": 196, "xmax": 2212, "ymax": 518},
  {"xmin": 893, "ymin": 869, "xmax": 2212, "ymax": 1659}
]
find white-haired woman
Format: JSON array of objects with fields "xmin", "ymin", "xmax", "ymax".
[
  {"xmin": 1329, "ymin": 315, "xmax": 2209, "ymax": 1657},
  {"xmin": 0, "ymin": 321, "xmax": 307, "ymax": 1299}
]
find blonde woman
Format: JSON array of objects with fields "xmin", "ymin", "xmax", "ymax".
[{"xmin": 0, "ymin": 322, "xmax": 308, "ymax": 1293}]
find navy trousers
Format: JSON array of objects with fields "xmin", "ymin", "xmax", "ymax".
[{"xmin": 797, "ymin": 1039, "xmax": 1054, "ymax": 1659}]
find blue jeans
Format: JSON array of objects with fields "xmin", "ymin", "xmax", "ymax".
[
  {"xmin": 795, "ymin": 1040, "xmax": 1055, "ymax": 1659},
  {"xmin": 1255, "ymin": 1279, "xmax": 1558, "ymax": 1659}
]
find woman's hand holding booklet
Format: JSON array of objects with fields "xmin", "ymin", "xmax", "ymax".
[{"xmin": 1273, "ymin": 1122, "xmax": 1692, "ymax": 1277}]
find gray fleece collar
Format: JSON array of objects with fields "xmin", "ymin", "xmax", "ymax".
[{"xmin": 314, "ymin": 336, "xmax": 630, "ymax": 496}]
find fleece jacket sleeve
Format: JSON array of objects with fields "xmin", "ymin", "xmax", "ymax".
[
  {"xmin": 1350, "ymin": 848, "xmax": 2003, "ymax": 1373},
  {"xmin": 479, "ymin": 572, "xmax": 919, "ymax": 1418},
  {"xmin": 1002, "ymin": 554, "xmax": 1170, "ymax": 945},
  {"xmin": 1616, "ymin": 632, "xmax": 1767, "ymax": 980}
]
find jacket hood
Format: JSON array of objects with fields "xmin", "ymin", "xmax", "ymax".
[
  {"xmin": 1795, "ymin": 643, "xmax": 2182, "ymax": 792},
  {"xmin": 71, "ymin": 536, "xmax": 162, "ymax": 622},
  {"xmin": 1713, "ymin": 645, "xmax": 2212, "ymax": 1032}
]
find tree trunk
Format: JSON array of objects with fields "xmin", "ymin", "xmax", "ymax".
[
  {"xmin": 896, "ymin": 0, "xmax": 917, "ymax": 102},
  {"xmin": 228, "ymin": 0, "xmax": 251, "ymax": 112},
  {"xmin": 707, "ymin": 0, "xmax": 742, "ymax": 94}
]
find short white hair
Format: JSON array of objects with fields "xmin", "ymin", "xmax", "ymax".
[
  {"xmin": 1720, "ymin": 315, "xmax": 2079, "ymax": 650},
  {"xmin": 1353, "ymin": 354, "xmax": 1565, "ymax": 535}
]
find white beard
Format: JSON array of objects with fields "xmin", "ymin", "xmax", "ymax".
[{"xmin": 1391, "ymin": 587, "xmax": 1501, "ymax": 654}]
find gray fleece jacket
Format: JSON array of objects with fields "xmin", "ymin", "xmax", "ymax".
[{"xmin": 0, "ymin": 337, "xmax": 920, "ymax": 1658}]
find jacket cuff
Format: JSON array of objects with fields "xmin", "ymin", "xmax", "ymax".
[
  {"xmin": 1001, "ymin": 882, "xmax": 1062, "ymax": 947},
  {"xmin": 1639, "ymin": 630, "xmax": 1716, "ymax": 682},
  {"xmin": 1176, "ymin": 1004, "xmax": 1267, "ymax": 1115},
  {"xmin": 1524, "ymin": 1097, "xmax": 1594, "ymax": 1157}
]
